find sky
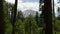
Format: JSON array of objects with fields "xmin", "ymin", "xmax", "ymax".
[
  {"xmin": 5, "ymin": 0, "xmax": 60, "ymax": 16},
  {"xmin": 54, "ymin": 0, "xmax": 60, "ymax": 16},
  {"xmin": 5, "ymin": 0, "xmax": 39, "ymax": 11}
]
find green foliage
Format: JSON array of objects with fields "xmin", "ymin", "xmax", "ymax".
[
  {"xmin": 38, "ymin": 13, "xmax": 44, "ymax": 27},
  {"xmin": 5, "ymin": 20, "xmax": 12, "ymax": 34},
  {"xmin": 52, "ymin": 16, "xmax": 60, "ymax": 31},
  {"xmin": 24, "ymin": 15, "xmax": 38, "ymax": 34},
  {"xmin": 15, "ymin": 19, "xmax": 25, "ymax": 34},
  {"xmin": 55, "ymin": 20, "xmax": 60, "ymax": 31},
  {"xmin": 3, "ymin": 1, "xmax": 12, "ymax": 34},
  {"xmin": 4, "ymin": 1, "xmax": 59, "ymax": 34}
]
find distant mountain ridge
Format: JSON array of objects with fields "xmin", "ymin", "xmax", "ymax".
[{"xmin": 23, "ymin": 9, "xmax": 36, "ymax": 17}]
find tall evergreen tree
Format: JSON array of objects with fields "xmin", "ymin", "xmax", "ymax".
[
  {"xmin": 39, "ymin": 2, "xmax": 44, "ymax": 27},
  {"xmin": 39, "ymin": 13, "xmax": 44, "ymax": 27},
  {"xmin": 12, "ymin": 0, "xmax": 18, "ymax": 34},
  {"xmin": 0, "ymin": 0, "xmax": 4, "ymax": 34},
  {"xmin": 43, "ymin": 0, "xmax": 52, "ymax": 34},
  {"xmin": 17, "ymin": 11, "xmax": 24, "ymax": 21},
  {"xmin": 35, "ymin": 12, "xmax": 39, "ymax": 26}
]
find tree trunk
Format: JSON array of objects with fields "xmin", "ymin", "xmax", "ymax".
[
  {"xmin": 53, "ymin": 0, "xmax": 56, "ymax": 34},
  {"xmin": 0, "ymin": 0, "xmax": 4, "ymax": 34},
  {"xmin": 12, "ymin": 0, "xmax": 18, "ymax": 34},
  {"xmin": 44, "ymin": 0, "xmax": 52, "ymax": 34}
]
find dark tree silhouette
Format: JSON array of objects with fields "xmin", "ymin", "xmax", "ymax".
[
  {"xmin": 0, "ymin": 0, "xmax": 4, "ymax": 34},
  {"xmin": 12, "ymin": 0, "xmax": 18, "ymax": 34},
  {"xmin": 39, "ymin": 0, "xmax": 44, "ymax": 11},
  {"xmin": 35, "ymin": 12, "xmax": 39, "ymax": 26},
  {"xmin": 17, "ymin": 11, "xmax": 24, "ymax": 21},
  {"xmin": 43, "ymin": 0, "xmax": 52, "ymax": 34}
]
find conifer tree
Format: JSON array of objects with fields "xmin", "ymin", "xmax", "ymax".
[{"xmin": 12, "ymin": 0, "xmax": 18, "ymax": 34}]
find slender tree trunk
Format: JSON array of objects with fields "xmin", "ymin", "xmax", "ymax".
[
  {"xmin": 44, "ymin": 0, "xmax": 52, "ymax": 34},
  {"xmin": 53, "ymin": 0, "xmax": 56, "ymax": 34},
  {"xmin": 12, "ymin": 0, "xmax": 18, "ymax": 34},
  {"xmin": 0, "ymin": 0, "xmax": 4, "ymax": 34}
]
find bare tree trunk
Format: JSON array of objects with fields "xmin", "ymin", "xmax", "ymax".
[
  {"xmin": 0, "ymin": 0, "xmax": 4, "ymax": 34},
  {"xmin": 12, "ymin": 0, "xmax": 18, "ymax": 34},
  {"xmin": 44, "ymin": 0, "xmax": 52, "ymax": 34}
]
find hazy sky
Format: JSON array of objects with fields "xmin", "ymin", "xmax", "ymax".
[{"xmin": 5, "ymin": 0, "xmax": 60, "ymax": 16}]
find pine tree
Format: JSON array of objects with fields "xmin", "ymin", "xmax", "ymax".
[
  {"xmin": 39, "ymin": 13, "xmax": 44, "ymax": 27},
  {"xmin": 12, "ymin": 0, "xmax": 18, "ymax": 34},
  {"xmin": 35, "ymin": 12, "xmax": 39, "ymax": 26},
  {"xmin": 17, "ymin": 11, "xmax": 24, "ymax": 21}
]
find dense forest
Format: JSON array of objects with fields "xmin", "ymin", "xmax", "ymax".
[{"xmin": 0, "ymin": 0, "xmax": 60, "ymax": 34}]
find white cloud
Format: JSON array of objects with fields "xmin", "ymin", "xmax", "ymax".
[
  {"xmin": 5, "ymin": 0, "xmax": 39, "ymax": 11},
  {"xmin": 17, "ymin": 2, "xmax": 39, "ymax": 11},
  {"xmin": 5, "ymin": 0, "xmax": 15, "ymax": 4},
  {"xmin": 18, "ymin": 0, "xmax": 39, "ymax": 11},
  {"xmin": 54, "ymin": 0, "xmax": 60, "ymax": 16}
]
